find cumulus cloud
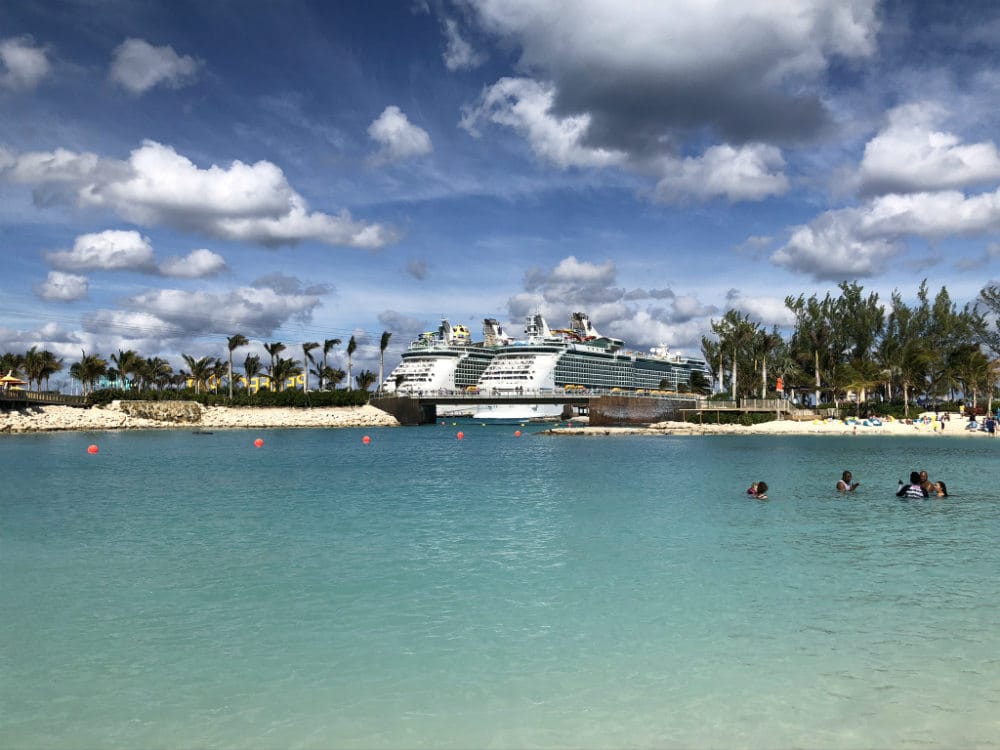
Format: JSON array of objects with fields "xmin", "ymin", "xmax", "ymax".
[
  {"xmin": 654, "ymin": 144, "xmax": 789, "ymax": 203},
  {"xmin": 46, "ymin": 230, "xmax": 156, "ymax": 272},
  {"xmin": 0, "ymin": 140, "xmax": 396, "ymax": 248},
  {"xmin": 367, "ymin": 106, "xmax": 433, "ymax": 164},
  {"xmin": 109, "ymin": 38, "xmax": 200, "ymax": 95},
  {"xmin": 0, "ymin": 36, "xmax": 50, "ymax": 91},
  {"xmin": 158, "ymin": 248, "xmax": 227, "ymax": 278},
  {"xmin": 859, "ymin": 102, "xmax": 1000, "ymax": 195},
  {"xmin": 35, "ymin": 271, "xmax": 88, "ymax": 302},
  {"xmin": 507, "ymin": 255, "xmax": 720, "ymax": 349},
  {"xmin": 461, "ymin": 0, "xmax": 876, "ymax": 150},
  {"xmin": 771, "ymin": 208, "xmax": 902, "ymax": 280},
  {"xmin": 461, "ymin": 77, "xmax": 627, "ymax": 169},
  {"xmin": 120, "ymin": 283, "xmax": 326, "ymax": 338},
  {"xmin": 442, "ymin": 18, "xmax": 486, "ymax": 71}
]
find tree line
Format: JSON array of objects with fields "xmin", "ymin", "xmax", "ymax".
[
  {"xmin": 703, "ymin": 281, "xmax": 1000, "ymax": 415},
  {"xmin": 0, "ymin": 331, "xmax": 395, "ymax": 400}
]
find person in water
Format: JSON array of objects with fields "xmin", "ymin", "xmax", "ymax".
[
  {"xmin": 747, "ymin": 482, "xmax": 759, "ymax": 496},
  {"xmin": 933, "ymin": 481, "xmax": 949, "ymax": 497},
  {"xmin": 752, "ymin": 481, "xmax": 768, "ymax": 499},
  {"xmin": 897, "ymin": 471, "xmax": 929, "ymax": 499},
  {"xmin": 837, "ymin": 470, "xmax": 860, "ymax": 492},
  {"xmin": 919, "ymin": 470, "xmax": 934, "ymax": 495}
]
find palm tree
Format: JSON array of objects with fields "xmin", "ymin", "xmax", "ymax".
[
  {"xmin": 346, "ymin": 335, "xmax": 357, "ymax": 390},
  {"xmin": 243, "ymin": 353, "xmax": 262, "ymax": 390},
  {"xmin": 325, "ymin": 367, "xmax": 346, "ymax": 389},
  {"xmin": 377, "ymin": 331, "xmax": 392, "ymax": 395},
  {"xmin": 263, "ymin": 342, "xmax": 286, "ymax": 391},
  {"xmin": 40, "ymin": 350, "xmax": 64, "ymax": 392},
  {"xmin": 301, "ymin": 342, "xmax": 319, "ymax": 392},
  {"xmin": 111, "ymin": 349, "xmax": 140, "ymax": 390},
  {"xmin": 227, "ymin": 334, "xmax": 249, "ymax": 400},
  {"xmin": 181, "ymin": 354, "xmax": 214, "ymax": 394},
  {"xmin": 355, "ymin": 369, "xmax": 377, "ymax": 392},
  {"xmin": 142, "ymin": 357, "xmax": 173, "ymax": 390},
  {"xmin": 69, "ymin": 350, "xmax": 107, "ymax": 396},
  {"xmin": 321, "ymin": 338, "xmax": 341, "ymax": 390},
  {"xmin": 23, "ymin": 346, "xmax": 44, "ymax": 391},
  {"xmin": 269, "ymin": 355, "xmax": 302, "ymax": 392}
]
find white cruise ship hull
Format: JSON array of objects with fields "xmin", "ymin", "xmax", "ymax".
[{"xmin": 471, "ymin": 403, "xmax": 563, "ymax": 423}]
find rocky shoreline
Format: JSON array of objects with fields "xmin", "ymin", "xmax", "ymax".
[
  {"xmin": 0, "ymin": 400, "xmax": 400, "ymax": 433},
  {"xmin": 544, "ymin": 412, "xmax": 992, "ymax": 438}
]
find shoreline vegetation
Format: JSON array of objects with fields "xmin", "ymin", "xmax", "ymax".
[{"xmin": 1, "ymin": 401, "xmax": 993, "ymax": 437}]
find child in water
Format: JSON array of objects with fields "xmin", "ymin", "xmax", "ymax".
[
  {"xmin": 747, "ymin": 482, "xmax": 759, "ymax": 496},
  {"xmin": 748, "ymin": 481, "xmax": 768, "ymax": 499}
]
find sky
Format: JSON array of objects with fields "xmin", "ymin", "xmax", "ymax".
[{"xmin": 3, "ymin": 0, "xmax": 1000, "ymax": 385}]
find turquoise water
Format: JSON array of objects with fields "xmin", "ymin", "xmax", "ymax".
[{"xmin": 2, "ymin": 426, "xmax": 999, "ymax": 749}]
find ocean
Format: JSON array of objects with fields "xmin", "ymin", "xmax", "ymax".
[{"xmin": 2, "ymin": 425, "xmax": 999, "ymax": 749}]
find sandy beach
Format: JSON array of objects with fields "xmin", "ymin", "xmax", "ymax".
[
  {"xmin": 549, "ymin": 412, "xmax": 996, "ymax": 439},
  {"xmin": 0, "ymin": 401, "xmax": 400, "ymax": 433}
]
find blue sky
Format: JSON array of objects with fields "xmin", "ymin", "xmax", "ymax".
[{"xmin": 2, "ymin": 0, "xmax": 1000, "ymax": 382}]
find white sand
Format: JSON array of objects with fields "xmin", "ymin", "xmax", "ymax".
[
  {"xmin": 548, "ymin": 412, "xmax": 995, "ymax": 438},
  {"xmin": 0, "ymin": 402, "xmax": 399, "ymax": 433}
]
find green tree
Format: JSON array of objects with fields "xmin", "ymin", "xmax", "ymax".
[
  {"xmin": 227, "ymin": 334, "xmax": 249, "ymax": 400},
  {"xmin": 243, "ymin": 353, "xmax": 262, "ymax": 385},
  {"xmin": 301, "ymin": 342, "xmax": 319, "ymax": 392},
  {"xmin": 111, "ymin": 349, "xmax": 140, "ymax": 390},
  {"xmin": 377, "ymin": 331, "xmax": 392, "ymax": 395},
  {"xmin": 346, "ymin": 335, "xmax": 357, "ymax": 390},
  {"xmin": 321, "ymin": 338, "xmax": 342, "ymax": 390},
  {"xmin": 69, "ymin": 350, "xmax": 107, "ymax": 396},
  {"xmin": 181, "ymin": 354, "xmax": 214, "ymax": 394},
  {"xmin": 355, "ymin": 369, "xmax": 377, "ymax": 392}
]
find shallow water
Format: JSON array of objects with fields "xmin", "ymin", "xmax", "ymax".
[{"xmin": 2, "ymin": 427, "xmax": 999, "ymax": 748}]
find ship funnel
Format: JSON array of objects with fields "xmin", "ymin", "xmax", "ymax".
[
  {"xmin": 525, "ymin": 313, "xmax": 551, "ymax": 339},
  {"xmin": 571, "ymin": 312, "xmax": 600, "ymax": 338},
  {"xmin": 483, "ymin": 318, "xmax": 511, "ymax": 346}
]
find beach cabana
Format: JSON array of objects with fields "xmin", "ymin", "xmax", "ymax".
[{"xmin": 1, "ymin": 370, "xmax": 26, "ymax": 391}]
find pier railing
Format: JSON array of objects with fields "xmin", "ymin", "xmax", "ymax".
[{"xmin": 0, "ymin": 390, "xmax": 87, "ymax": 407}]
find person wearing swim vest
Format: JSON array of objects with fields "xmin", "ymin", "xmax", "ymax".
[{"xmin": 897, "ymin": 471, "xmax": 929, "ymax": 499}]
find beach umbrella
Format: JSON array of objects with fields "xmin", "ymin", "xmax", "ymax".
[{"xmin": 1, "ymin": 370, "xmax": 26, "ymax": 388}]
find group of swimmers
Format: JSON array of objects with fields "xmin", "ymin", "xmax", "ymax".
[
  {"xmin": 896, "ymin": 470, "xmax": 948, "ymax": 498},
  {"xmin": 746, "ymin": 470, "xmax": 947, "ymax": 499}
]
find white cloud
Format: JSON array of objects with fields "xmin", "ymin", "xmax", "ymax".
[
  {"xmin": 1, "ymin": 141, "xmax": 396, "ymax": 248},
  {"xmin": 723, "ymin": 294, "xmax": 797, "ymax": 327},
  {"xmin": 46, "ymin": 230, "xmax": 156, "ymax": 272},
  {"xmin": 461, "ymin": 77, "xmax": 627, "ymax": 169},
  {"xmin": 654, "ymin": 144, "xmax": 789, "ymax": 203},
  {"xmin": 109, "ymin": 38, "xmax": 200, "ymax": 95},
  {"xmin": 859, "ymin": 102, "xmax": 1000, "ymax": 195},
  {"xmin": 123, "ymin": 285, "xmax": 325, "ymax": 337},
  {"xmin": 35, "ymin": 271, "xmax": 88, "ymax": 302},
  {"xmin": 158, "ymin": 248, "xmax": 227, "ymax": 278},
  {"xmin": 0, "ymin": 36, "xmax": 50, "ymax": 91},
  {"xmin": 442, "ymin": 18, "xmax": 485, "ymax": 71},
  {"xmin": 461, "ymin": 0, "xmax": 876, "ymax": 147},
  {"xmin": 367, "ymin": 106, "xmax": 433, "ymax": 163},
  {"xmin": 771, "ymin": 208, "xmax": 902, "ymax": 280}
]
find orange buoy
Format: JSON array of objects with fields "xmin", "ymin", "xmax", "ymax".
[
  {"xmin": 87, "ymin": 444, "xmax": 99, "ymax": 454},
  {"xmin": 362, "ymin": 435, "xmax": 371, "ymax": 445},
  {"xmin": 514, "ymin": 430, "xmax": 522, "ymax": 437},
  {"xmin": 456, "ymin": 431, "xmax": 465, "ymax": 440},
  {"xmin": 254, "ymin": 438, "xmax": 264, "ymax": 448}
]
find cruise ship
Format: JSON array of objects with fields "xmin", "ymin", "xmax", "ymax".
[
  {"xmin": 381, "ymin": 318, "xmax": 510, "ymax": 413},
  {"xmin": 473, "ymin": 312, "xmax": 711, "ymax": 421}
]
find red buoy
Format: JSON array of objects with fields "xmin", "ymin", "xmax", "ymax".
[
  {"xmin": 254, "ymin": 438, "xmax": 264, "ymax": 448},
  {"xmin": 456, "ymin": 431, "xmax": 465, "ymax": 440},
  {"xmin": 362, "ymin": 435, "xmax": 371, "ymax": 445},
  {"xmin": 87, "ymin": 444, "xmax": 99, "ymax": 454},
  {"xmin": 514, "ymin": 430, "xmax": 522, "ymax": 437}
]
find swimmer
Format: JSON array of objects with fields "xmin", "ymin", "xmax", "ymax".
[
  {"xmin": 934, "ymin": 481, "xmax": 948, "ymax": 498},
  {"xmin": 747, "ymin": 482, "xmax": 759, "ymax": 496},
  {"xmin": 836, "ymin": 470, "xmax": 859, "ymax": 493},
  {"xmin": 754, "ymin": 481, "xmax": 768, "ymax": 500}
]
